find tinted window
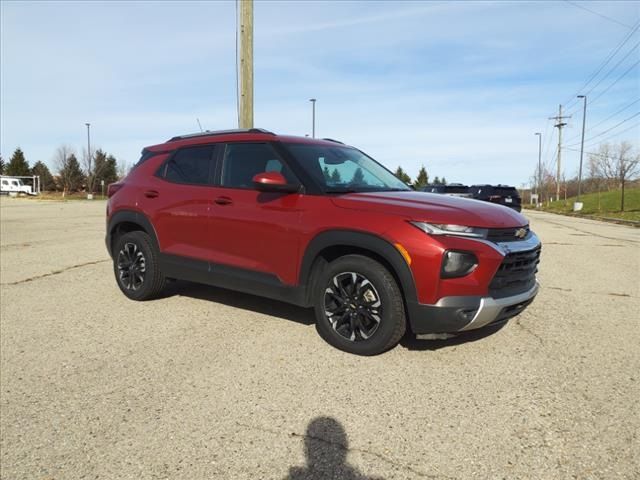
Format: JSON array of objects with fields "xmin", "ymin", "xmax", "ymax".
[
  {"xmin": 222, "ymin": 143, "xmax": 297, "ymax": 188},
  {"xmin": 162, "ymin": 146, "xmax": 215, "ymax": 185}
]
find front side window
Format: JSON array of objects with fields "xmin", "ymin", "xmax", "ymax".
[
  {"xmin": 284, "ymin": 143, "xmax": 411, "ymax": 193},
  {"xmin": 160, "ymin": 146, "xmax": 215, "ymax": 185},
  {"xmin": 221, "ymin": 143, "xmax": 297, "ymax": 188}
]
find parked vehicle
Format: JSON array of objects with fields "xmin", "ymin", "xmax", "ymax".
[
  {"xmin": 422, "ymin": 183, "xmax": 471, "ymax": 197},
  {"xmin": 106, "ymin": 129, "xmax": 541, "ymax": 355},
  {"xmin": 470, "ymin": 184, "xmax": 522, "ymax": 212},
  {"xmin": 0, "ymin": 176, "xmax": 36, "ymax": 196}
]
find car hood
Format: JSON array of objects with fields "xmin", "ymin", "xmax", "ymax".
[{"xmin": 331, "ymin": 191, "xmax": 527, "ymax": 228}]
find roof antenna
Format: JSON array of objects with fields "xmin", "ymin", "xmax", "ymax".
[{"xmin": 196, "ymin": 118, "xmax": 204, "ymax": 132}]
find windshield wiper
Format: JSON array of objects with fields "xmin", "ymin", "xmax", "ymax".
[{"xmin": 324, "ymin": 188, "xmax": 360, "ymax": 194}]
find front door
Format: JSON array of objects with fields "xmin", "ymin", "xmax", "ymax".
[{"xmin": 209, "ymin": 142, "xmax": 304, "ymax": 285}]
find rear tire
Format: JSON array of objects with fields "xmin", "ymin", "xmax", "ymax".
[
  {"xmin": 113, "ymin": 231, "xmax": 165, "ymax": 301},
  {"xmin": 314, "ymin": 255, "xmax": 406, "ymax": 355}
]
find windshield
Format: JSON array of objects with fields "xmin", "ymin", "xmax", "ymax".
[{"xmin": 284, "ymin": 143, "xmax": 411, "ymax": 193}]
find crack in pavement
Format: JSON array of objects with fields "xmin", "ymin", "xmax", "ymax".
[
  {"xmin": 234, "ymin": 421, "xmax": 454, "ymax": 479},
  {"xmin": 2, "ymin": 259, "xmax": 110, "ymax": 286},
  {"xmin": 515, "ymin": 318, "xmax": 544, "ymax": 345},
  {"xmin": 544, "ymin": 286, "xmax": 634, "ymax": 298}
]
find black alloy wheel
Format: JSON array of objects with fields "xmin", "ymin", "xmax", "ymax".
[
  {"xmin": 112, "ymin": 231, "xmax": 165, "ymax": 301},
  {"xmin": 324, "ymin": 272, "xmax": 382, "ymax": 341},
  {"xmin": 314, "ymin": 255, "xmax": 406, "ymax": 356},
  {"xmin": 117, "ymin": 242, "xmax": 147, "ymax": 291}
]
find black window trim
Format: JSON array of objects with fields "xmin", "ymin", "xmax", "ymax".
[
  {"xmin": 216, "ymin": 141, "xmax": 303, "ymax": 191},
  {"xmin": 155, "ymin": 144, "xmax": 219, "ymax": 187}
]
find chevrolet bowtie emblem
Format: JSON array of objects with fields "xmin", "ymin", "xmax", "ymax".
[{"xmin": 515, "ymin": 228, "xmax": 527, "ymax": 239}]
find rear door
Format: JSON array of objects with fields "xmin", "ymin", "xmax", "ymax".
[
  {"xmin": 145, "ymin": 144, "xmax": 218, "ymax": 261},
  {"xmin": 208, "ymin": 142, "xmax": 304, "ymax": 285}
]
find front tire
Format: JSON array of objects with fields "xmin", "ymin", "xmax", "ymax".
[
  {"xmin": 113, "ymin": 231, "xmax": 165, "ymax": 301},
  {"xmin": 314, "ymin": 255, "xmax": 406, "ymax": 355}
]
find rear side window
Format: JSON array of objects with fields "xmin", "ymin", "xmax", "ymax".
[
  {"xmin": 160, "ymin": 146, "xmax": 215, "ymax": 185},
  {"xmin": 221, "ymin": 143, "xmax": 297, "ymax": 188}
]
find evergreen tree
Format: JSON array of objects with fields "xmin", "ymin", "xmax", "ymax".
[
  {"xmin": 413, "ymin": 165, "xmax": 429, "ymax": 190},
  {"xmin": 394, "ymin": 166, "xmax": 411, "ymax": 184},
  {"xmin": 351, "ymin": 167, "xmax": 365, "ymax": 184},
  {"xmin": 322, "ymin": 166, "xmax": 331, "ymax": 181},
  {"xmin": 441, "ymin": 177, "xmax": 447, "ymax": 185},
  {"xmin": 330, "ymin": 168, "xmax": 342, "ymax": 183},
  {"xmin": 92, "ymin": 151, "xmax": 118, "ymax": 192},
  {"xmin": 0, "ymin": 155, "xmax": 5, "ymax": 174},
  {"xmin": 31, "ymin": 161, "xmax": 55, "ymax": 191},
  {"xmin": 6, "ymin": 148, "xmax": 31, "ymax": 176},
  {"xmin": 433, "ymin": 176, "xmax": 440, "ymax": 185},
  {"xmin": 59, "ymin": 154, "xmax": 84, "ymax": 192}
]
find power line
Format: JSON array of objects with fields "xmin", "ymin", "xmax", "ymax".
[
  {"xmin": 565, "ymin": 41, "xmax": 640, "ymax": 118},
  {"xmin": 588, "ymin": 59, "xmax": 640, "ymax": 107},
  {"xmin": 561, "ymin": 21, "xmax": 639, "ymax": 110},
  {"xmin": 568, "ymin": 111, "xmax": 640, "ymax": 147},
  {"xmin": 580, "ymin": 120, "xmax": 640, "ymax": 149},
  {"xmin": 565, "ymin": 98, "xmax": 640, "ymax": 143},
  {"xmin": 565, "ymin": 146, "xmax": 622, "ymax": 160},
  {"xmin": 564, "ymin": 1, "xmax": 635, "ymax": 30}
]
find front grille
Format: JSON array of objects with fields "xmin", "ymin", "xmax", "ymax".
[
  {"xmin": 489, "ymin": 246, "xmax": 541, "ymax": 298},
  {"xmin": 487, "ymin": 226, "xmax": 529, "ymax": 242}
]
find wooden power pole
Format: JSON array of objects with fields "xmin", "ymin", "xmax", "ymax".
[
  {"xmin": 238, "ymin": 0, "xmax": 253, "ymax": 129},
  {"xmin": 549, "ymin": 104, "xmax": 571, "ymax": 202}
]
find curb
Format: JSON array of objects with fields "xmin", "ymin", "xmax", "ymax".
[{"xmin": 524, "ymin": 208, "xmax": 640, "ymax": 228}]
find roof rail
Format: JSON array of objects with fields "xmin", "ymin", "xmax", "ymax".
[
  {"xmin": 168, "ymin": 128, "xmax": 275, "ymax": 142},
  {"xmin": 321, "ymin": 138, "xmax": 344, "ymax": 144}
]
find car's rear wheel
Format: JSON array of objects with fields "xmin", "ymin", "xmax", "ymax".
[
  {"xmin": 314, "ymin": 255, "xmax": 406, "ymax": 355},
  {"xmin": 113, "ymin": 231, "xmax": 165, "ymax": 301}
]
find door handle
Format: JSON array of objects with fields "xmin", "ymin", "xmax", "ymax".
[
  {"xmin": 214, "ymin": 196, "xmax": 233, "ymax": 206},
  {"xmin": 144, "ymin": 190, "xmax": 159, "ymax": 198}
]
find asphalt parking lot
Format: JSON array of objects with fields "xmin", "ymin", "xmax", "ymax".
[{"xmin": 1, "ymin": 197, "xmax": 639, "ymax": 479}]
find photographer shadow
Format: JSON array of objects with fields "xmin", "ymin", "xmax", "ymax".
[{"xmin": 285, "ymin": 417, "xmax": 383, "ymax": 480}]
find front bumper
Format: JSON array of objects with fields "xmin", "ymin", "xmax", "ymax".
[{"xmin": 407, "ymin": 281, "xmax": 539, "ymax": 335}]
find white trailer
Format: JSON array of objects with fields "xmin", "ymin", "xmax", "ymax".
[{"xmin": 0, "ymin": 175, "xmax": 40, "ymax": 196}]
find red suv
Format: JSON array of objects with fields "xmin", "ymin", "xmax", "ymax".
[{"xmin": 106, "ymin": 129, "xmax": 541, "ymax": 355}]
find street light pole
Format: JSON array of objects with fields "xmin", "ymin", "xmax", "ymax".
[
  {"xmin": 85, "ymin": 123, "xmax": 91, "ymax": 158},
  {"xmin": 309, "ymin": 98, "xmax": 316, "ymax": 138},
  {"xmin": 535, "ymin": 132, "xmax": 542, "ymax": 198},
  {"xmin": 577, "ymin": 95, "xmax": 587, "ymax": 202}
]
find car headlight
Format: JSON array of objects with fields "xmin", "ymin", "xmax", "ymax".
[{"xmin": 410, "ymin": 221, "xmax": 488, "ymax": 238}]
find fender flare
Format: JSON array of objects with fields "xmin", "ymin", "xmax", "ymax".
[
  {"xmin": 298, "ymin": 229, "xmax": 418, "ymax": 305},
  {"xmin": 106, "ymin": 210, "xmax": 159, "ymax": 256}
]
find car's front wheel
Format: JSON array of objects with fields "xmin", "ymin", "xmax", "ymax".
[
  {"xmin": 314, "ymin": 255, "xmax": 406, "ymax": 355},
  {"xmin": 113, "ymin": 231, "xmax": 165, "ymax": 301}
]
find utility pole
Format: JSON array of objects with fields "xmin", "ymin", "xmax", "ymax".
[
  {"xmin": 309, "ymin": 98, "xmax": 316, "ymax": 138},
  {"xmin": 549, "ymin": 105, "xmax": 571, "ymax": 202},
  {"xmin": 534, "ymin": 132, "xmax": 542, "ymax": 196},
  {"xmin": 85, "ymin": 122, "xmax": 91, "ymax": 167},
  {"xmin": 577, "ymin": 95, "xmax": 587, "ymax": 202},
  {"xmin": 238, "ymin": 0, "xmax": 253, "ymax": 129}
]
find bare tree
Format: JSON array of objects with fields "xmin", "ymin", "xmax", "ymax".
[
  {"xmin": 54, "ymin": 145, "xmax": 84, "ymax": 196},
  {"xmin": 83, "ymin": 146, "xmax": 103, "ymax": 194},
  {"xmin": 589, "ymin": 142, "xmax": 639, "ymax": 211},
  {"xmin": 54, "ymin": 145, "xmax": 73, "ymax": 197},
  {"xmin": 117, "ymin": 160, "xmax": 131, "ymax": 179}
]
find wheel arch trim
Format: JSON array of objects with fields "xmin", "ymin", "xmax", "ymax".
[
  {"xmin": 298, "ymin": 230, "xmax": 418, "ymax": 306},
  {"xmin": 107, "ymin": 210, "xmax": 159, "ymax": 257}
]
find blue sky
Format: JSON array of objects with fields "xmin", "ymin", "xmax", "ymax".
[{"xmin": 1, "ymin": 0, "xmax": 639, "ymax": 186}]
